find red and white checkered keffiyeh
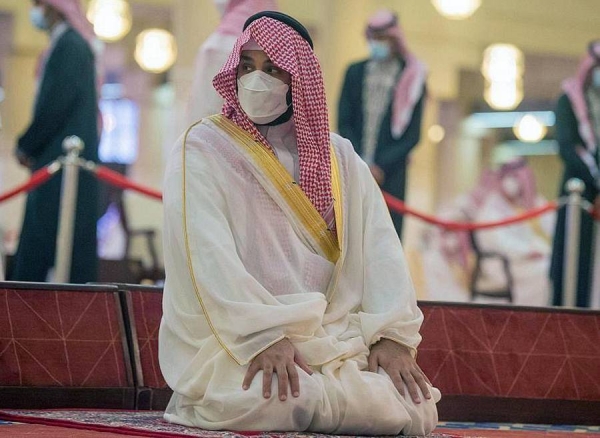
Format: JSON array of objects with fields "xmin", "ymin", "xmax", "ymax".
[{"xmin": 213, "ymin": 16, "xmax": 334, "ymax": 224}]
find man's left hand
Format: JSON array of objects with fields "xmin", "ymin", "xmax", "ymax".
[{"xmin": 368, "ymin": 338, "xmax": 432, "ymax": 404}]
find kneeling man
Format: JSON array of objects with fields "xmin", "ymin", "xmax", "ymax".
[{"xmin": 159, "ymin": 11, "xmax": 440, "ymax": 436}]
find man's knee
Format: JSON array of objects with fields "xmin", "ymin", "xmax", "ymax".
[
  {"xmin": 238, "ymin": 370, "xmax": 323, "ymax": 429},
  {"xmin": 401, "ymin": 387, "xmax": 440, "ymax": 436}
]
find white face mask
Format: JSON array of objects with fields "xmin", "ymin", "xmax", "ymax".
[
  {"xmin": 501, "ymin": 176, "xmax": 521, "ymax": 198},
  {"xmin": 30, "ymin": 6, "xmax": 49, "ymax": 30},
  {"xmin": 237, "ymin": 70, "xmax": 290, "ymax": 125}
]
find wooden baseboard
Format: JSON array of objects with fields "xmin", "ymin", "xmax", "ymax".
[
  {"xmin": 438, "ymin": 395, "xmax": 600, "ymax": 425},
  {"xmin": 136, "ymin": 387, "xmax": 172, "ymax": 410},
  {"xmin": 0, "ymin": 387, "xmax": 136, "ymax": 410}
]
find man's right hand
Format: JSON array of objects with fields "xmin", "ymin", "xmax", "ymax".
[{"xmin": 242, "ymin": 338, "xmax": 312, "ymax": 401}]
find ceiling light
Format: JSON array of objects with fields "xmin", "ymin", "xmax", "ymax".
[
  {"xmin": 431, "ymin": 0, "xmax": 481, "ymax": 20},
  {"xmin": 484, "ymin": 80, "xmax": 523, "ymax": 110},
  {"xmin": 513, "ymin": 114, "xmax": 548, "ymax": 143},
  {"xmin": 134, "ymin": 29, "xmax": 178, "ymax": 74},
  {"xmin": 87, "ymin": 0, "xmax": 132, "ymax": 42},
  {"xmin": 481, "ymin": 44, "xmax": 524, "ymax": 82},
  {"xmin": 428, "ymin": 124, "xmax": 446, "ymax": 143}
]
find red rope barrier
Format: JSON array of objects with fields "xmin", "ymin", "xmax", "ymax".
[
  {"xmin": 589, "ymin": 207, "xmax": 600, "ymax": 222},
  {"xmin": 382, "ymin": 192, "xmax": 559, "ymax": 231},
  {"xmin": 94, "ymin": 166, "xmax": 163, "ymax": 201},
  {"xmin": 86, "ymin": 160, "xmax": 597, "ymax": 227},
  {"xmin": 0, "ymin": 163, "xmax": 60, "ymax": 204}
]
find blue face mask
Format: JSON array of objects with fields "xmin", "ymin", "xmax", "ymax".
[
  {"xmin": 592, "ymin": 67, "xmax": 600, "ymax": 88},
  {"xmin": 30, "ymin": 6, "xmax": 49, "ymax": 31},
  {"xmin": 369, "ymin": 40, "xmax": 391, "ymax": 61}
]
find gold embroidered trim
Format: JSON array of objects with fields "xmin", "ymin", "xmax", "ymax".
[
  {"xmin": 325, "ymin": 147, "xmax": 346, "ymax": 303},
  {"xmin": 247, "ymin": 335, "xmax": 287, "ymax": 363},
  {"xmin": 330, "ymin": 147, "xmax": 343, "ymax": 250},
  {"xmin": 209, "ymin": 114, "xmax": 341, "ymax": 263},
  {"xmin": 181, "ymin": 120, "xmax": 241, "ymax": 365}
]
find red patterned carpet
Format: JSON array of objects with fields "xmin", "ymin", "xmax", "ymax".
[
  {"xmin": 0, "ymin": 423, "xmax": 134, "ymax": 437},
  {"xmin": 0, "ymin": 411, "xmax": 454, "ymax": 437},
  {"xmin": 1, "ymin": 411, "xmax": 599, "ymax": 438},
  {"xmin": 2, "ymin": 424, "xmax": 600, "ymax": 438}
]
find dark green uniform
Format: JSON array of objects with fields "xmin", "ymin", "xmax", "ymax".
[
  {"xmin": 550, "ymin": 94, "xmax": 599, "ymax": 307},
  {"xmin": 11, "ymin": 28, "xmax": 99, "ymax": 283},
  {"xmin": 338, "ymin": 60, "xmax": 424, "ymax": 238}
]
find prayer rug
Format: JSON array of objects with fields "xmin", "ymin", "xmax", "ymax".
[
  {"xmin": 0, "ymin": 410, "xmax": 457, "ymax": 437},
  {"xmin": 0, "ymin": 410, "xmax": 598, "ymax": 437},
  {"xmin": 0, "ymin": 423, "xmax": 137, "ymax": 437}
]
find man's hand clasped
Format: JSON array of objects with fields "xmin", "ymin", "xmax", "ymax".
[{"xmin": 243, "ymin": 337, "xmax": 432, "ymax": 404}]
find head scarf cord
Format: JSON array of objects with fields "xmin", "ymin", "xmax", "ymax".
[
  {"xmin": 216, "ymin": 0, "xmax": 279, "ymax": 36},
  {"xmin": 561, "ymin": 40, "xmax": 600, "ymax": 179},
  {"xmin": 366, "ymin": 9, "xmax": 427, "ymax": 140},
  {"xmin": 213, "ymin": 14, "xmax": 334, "ymax": 223}
]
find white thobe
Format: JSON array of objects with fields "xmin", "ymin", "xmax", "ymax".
[
  {"xmin": 421, "ymin": 228, "xmax": 471, "ymax": 302},
  {"xmin": 187, "ymin": 33, "xmax": 238, "ymax": 124},
  {"xmin": 474, "ymin": 192, "xmax": 555, "ymax": 306},
  {"xmin": 258, "ymin": 119, "xmax": 299, "ymax": 181},
  {"xmin": 159, "ymin": 116, "xmax": 440, "ymax": 435}
]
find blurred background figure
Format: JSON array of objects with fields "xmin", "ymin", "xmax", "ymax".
[
  {"xmin": 338, "ymin": 9, "xmax": 427, "ymax": 238},
  {"xmin": 551, "ymin": 40, "xmax": 600, "ymax": 308},
  {"xmin": 419, "ymin": 169, "xmax": 497, "ymax": 303},
  {"xmin": 420, "ymin": 160, "xmax": 554, "ymax": 307},
  {"xmin": 0, "ymin": 70, "xmax": 4, "ymax": 131},
  {"xmin": 420, "ymin": 223, "xmax": 473, "ymax": 303},
  {"xmin": 9, "ymin": 0, "xmax": 101, "ymax": 283},
  {"xmin": 187, "ymin": 0, "xmax": 278, "ymax": 124},
  {"xmin": 0, "ymin": 71, "xmax": 4, "ymax": 281},
  {"xmin": 472, "ymin": 159, "xmax": 554, "ymax": 306}
]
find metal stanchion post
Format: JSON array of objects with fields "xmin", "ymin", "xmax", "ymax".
[
  {"xmin": 54, "ymin": 136, "xmax": 84, "ymax": 283},
  {"xmin": 562, "ymin": 178, "xmax": 585, "ymax": 307}
]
